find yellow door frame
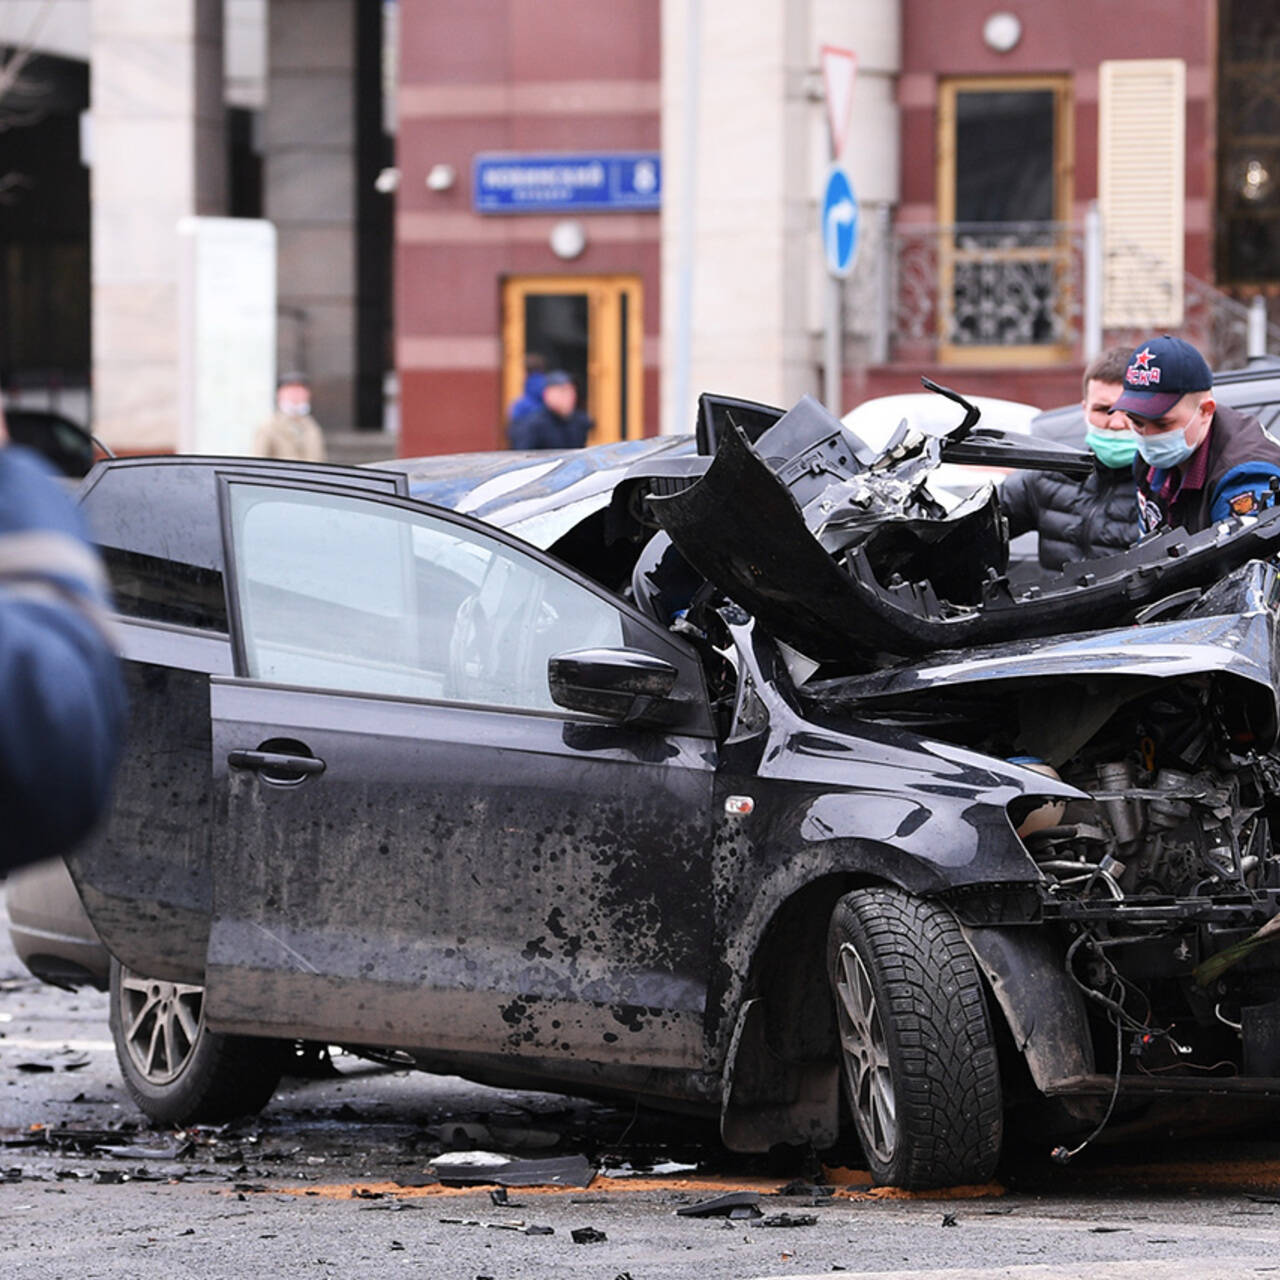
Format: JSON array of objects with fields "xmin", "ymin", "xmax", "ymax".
[
  {"xmin": 501, "ymin": 275, "xmax": 644, "ymax": 444},
  {"xmin": 937, "ymin": 75, "xmax": 1075, "ymax": 366}
]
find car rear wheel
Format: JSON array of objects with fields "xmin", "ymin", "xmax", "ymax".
[
  {"xmin": 827, "ymin": 887, "xmax": 1002, "ymax": 1189},
  {"xmin": 109, "ymin": 960, "xmax": 287, "ymax": 1126}
]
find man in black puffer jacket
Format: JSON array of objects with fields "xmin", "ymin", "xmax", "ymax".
[{"xmin": 1000, "ymin": 346, "xmax": 1138, "ymax": 574}]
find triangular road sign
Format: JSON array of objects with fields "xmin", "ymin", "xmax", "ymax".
[{"xmin": 820, "ymin": 45, "xmax": 857, "ymax": 159}]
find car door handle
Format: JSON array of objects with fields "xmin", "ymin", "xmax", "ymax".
[{"xmin": 228, "ymin": 749, "xmax": 326, "ymax": 780}]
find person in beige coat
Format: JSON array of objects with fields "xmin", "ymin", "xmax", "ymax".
[{"xmin": 252, "ymin": 373, "xmax": 326, "ymax": 461}]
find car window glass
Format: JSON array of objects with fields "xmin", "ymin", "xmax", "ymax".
[
  {"xmin": 100, "ymin": 546, "xmax": 228, "ymax": 631},
  {"xmin": 81, "ymin": 462, "xmax": 405, "ymax": 632},
  {"xmin": 227, "ymin": 484, "xmax": 623, "ymax": 710}
]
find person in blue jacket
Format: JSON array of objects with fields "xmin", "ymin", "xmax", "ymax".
[
  {"xmin": 1113, "ymin": 334, "xmax": 1280, "ymax": 536},
  {"xmin": 505, "ymin": 354, "xmax": 547, "ymax": 431},
  {"xmin": 508, "ymin": 370, "xmax": 593, "ymax": 451},
  {"xmin": 0, "ymin": 413, "xmax": 125, "ymax": 873}
]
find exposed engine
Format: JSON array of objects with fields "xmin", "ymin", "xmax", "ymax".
[
  {"xmin": 1025, "ymin": 689, "xmax": 1274, "ymax": 904},
  {"xmin": 1019, "ymin": 674, "xmax": 1280, "ymax": 1082}
]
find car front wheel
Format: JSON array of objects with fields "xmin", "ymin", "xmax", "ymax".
[
  {"xmin": 827, "ymin": 886, "xmax": 1002, "ymax": 1189},
  {"xmin": 108, "ymin": 960, "xmax": 287, "ymax": 1126}
]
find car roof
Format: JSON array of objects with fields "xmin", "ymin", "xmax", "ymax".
[{"xmin": 372, "ymin": 434, "xmax": 695, "ymax": 548}]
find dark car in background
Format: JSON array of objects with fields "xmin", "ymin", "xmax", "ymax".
[
  {"xmin": 1028, "ymin": 353, "xmax": 1280, "ymax": 447},
  {"xmin": 16, "ymin": 368, "xmax": 1280, "ymax": 1190}
]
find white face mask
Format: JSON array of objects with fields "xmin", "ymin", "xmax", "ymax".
[
  {"xmin": 281, "ymin": 400, "xmax": 311, "ymax": 419},
  {"xmin": 1134, "ymin": 425, "xmax": 1197, "ymax": 469}
]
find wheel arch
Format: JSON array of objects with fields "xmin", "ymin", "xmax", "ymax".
[
  {"xmin": 717, "ymin": 848, "xmax": 1064, "ymax": 1154},
  {"xmin": 719, "ymin": 868, "xmax": 889, "ymax": 1153}
]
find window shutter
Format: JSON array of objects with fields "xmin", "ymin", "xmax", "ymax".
[{"xmin": 1098, "ymin": 59, "xmax": 1186, "ymax": 328}]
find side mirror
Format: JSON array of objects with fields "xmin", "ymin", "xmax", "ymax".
[{"xmin": 548, "ymin": 647, "xmax": 682, "ymax": 726}]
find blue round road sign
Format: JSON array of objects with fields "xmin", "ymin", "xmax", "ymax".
[{"xmin": 821, "ymin": 164, "xmax": 859, "ymax": 278}]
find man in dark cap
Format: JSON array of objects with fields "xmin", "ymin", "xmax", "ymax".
[
  {"xmin": 508, "ymin": 370, "xmax": 593, "ymax": 450},
  {"xmin": 1114, "ymin": 334, "xmax": 1280, "ymax": 536}
]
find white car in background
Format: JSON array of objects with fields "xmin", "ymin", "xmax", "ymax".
[{"xmin": 842, "ymin": 393, "xmax": 1045, "ymax": 573}]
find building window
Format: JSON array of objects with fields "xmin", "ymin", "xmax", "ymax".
[
  {"xmin": 937, "ymin": 77, "xmax": 1073, "ymax": 364},
  {"xmin": 1217, "ymin": 1, "xmax": 1280, "ymax": 284}
]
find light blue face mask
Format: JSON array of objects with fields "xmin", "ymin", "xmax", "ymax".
[
  {"xmin": 1134, "ymin": 426, "xmax": 1197, "ymax": 470},
  {"xmin": 1085, "ymin": 427, "xmax": 1139, "ymax": 469}
]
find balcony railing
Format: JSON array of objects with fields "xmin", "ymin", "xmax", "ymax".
[{"xmin": 840, "ymin": 207, "xmax": 1280, "ymax": 371}]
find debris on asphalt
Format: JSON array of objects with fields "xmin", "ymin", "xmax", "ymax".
[
  {"xmin": 570, "ymin": 1226, "xmax": 608, "ymax": 1244},
  {"xmin": 437, "ymin": 1216, "xmax": 555, "ymax": 1236},
  {"xmin": 774, "ymin": 1177, "xmax": 835, "ymax": 1205},
  {"xmin": 44, "ymin": 1127, "xmax": 139, "ymax": 1150},
  {"xmin": 941, "ymin": 1213, "xmax": 959, "ymax": 1227},
  {"xmin": 13, "ymin": 1050, "xmax": 90, "ymax": 1073},
  {"xmin": 599, "ymin": 1158, "xmax": 699, "ymax": 1178},
  {"xmin": 775, "ymin": 1178, "xmax": 834, "ymax": 1198},
  {"xmin": 758, "ymin": 1212, "xmax": 818, "ymax": 1228},
  {"xmin": 490, "ymin": 1186, "xmax": 525, "ymax": 1207},
  {"xmin": 429, "ymin": 1150, "xmax": 594, "ymax": 1187},
  {"xmin": 675, "ymin": 1190, "xmax": 763, "ymax": 1219},
  {"xmin": 97, "ymin": 1141, "xmax": 193, "ymax": 1161}
]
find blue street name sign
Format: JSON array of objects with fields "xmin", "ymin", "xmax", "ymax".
[
  {"xmin": 473, "ymin": 152, "xmax": 662, "ymax": 214},
  {"xmin": 821, "ymin": 163, "xmax": 859, "ymax": 277}
]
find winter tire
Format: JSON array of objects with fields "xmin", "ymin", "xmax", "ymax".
[
  {"xmin": 827, "ymin": 886, "xmax": 1002, "ymax": 1188},
  {"xmin": 109, "ymin": 959, "xmax": 287, "ymax": 1126}
]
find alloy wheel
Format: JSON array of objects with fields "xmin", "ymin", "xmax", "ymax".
[
  {"xmin": 833, "ymin": 941, "xmax": 897, "ymax": 1165},
  {"xmin": 116, "ymin": 968, "xmax": 206, "ymax": 1085}
]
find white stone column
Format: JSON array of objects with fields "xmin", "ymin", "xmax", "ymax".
[
  {"xmin": 90, "ymin": 0, "xmax": 225, "ymax": 451},
  {"xmin": 661, "ymin": 0, "xmax": 900, "ymax": 430},
  {"xmin": 661, "ymin": 0, "xmax": 812, "ymax": 432},
  {"xmin": 265, "ymin": 0, "xmax": 358, "ymax": 430}
]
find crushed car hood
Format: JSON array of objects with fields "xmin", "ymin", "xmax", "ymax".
[
  {"xmin": 645, "ymin": 394, "xmax": 1280, "ymax": 665},
  {"xmin": 798, "ymin": 561, "xmax": 1280, "ymax": 763},
  {"xmin": 808, "ymin": 567, "xmax": 1280, "ymax": 702}
]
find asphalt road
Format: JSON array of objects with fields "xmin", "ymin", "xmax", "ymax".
[{"xmin": 7, "ymin": 893, "xmax": 1280, "ymax": 1278}]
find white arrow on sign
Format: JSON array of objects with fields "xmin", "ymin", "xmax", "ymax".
[
  {"xmin": 820, "ymin": 45, "xmax": 857, "ymax": 159},
  {"xmin": 824, "ymin": 196, "xmax": 856, "ymax": 271}
]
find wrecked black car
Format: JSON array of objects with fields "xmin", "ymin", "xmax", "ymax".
[{"xmin": 57, "ymin": 385, "xmax": 1280, "ymax": 1189}]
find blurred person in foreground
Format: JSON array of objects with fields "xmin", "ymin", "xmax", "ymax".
[
  {"xmin": 0, "ymin": 403, "xmax": 125, "ymax": 873},
  {"xmin": 252, "ymin": 371, "xmax": 327, "ymax": 462},
  {"xmin": 1113, "ymin": 334, "xmax": 1280, "ymax": 536},
  {"xmin": 508, "ymin": 370, "xmax": 592, "ymax": 450},
  {"xmin": 999, "ymin": 345, "xmax": 1139, "ymax": 574}
]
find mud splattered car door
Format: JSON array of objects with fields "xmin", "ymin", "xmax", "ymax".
[{"xmin": 204, "ymin": 476, "xmax": 717, "ymax": 1072}]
